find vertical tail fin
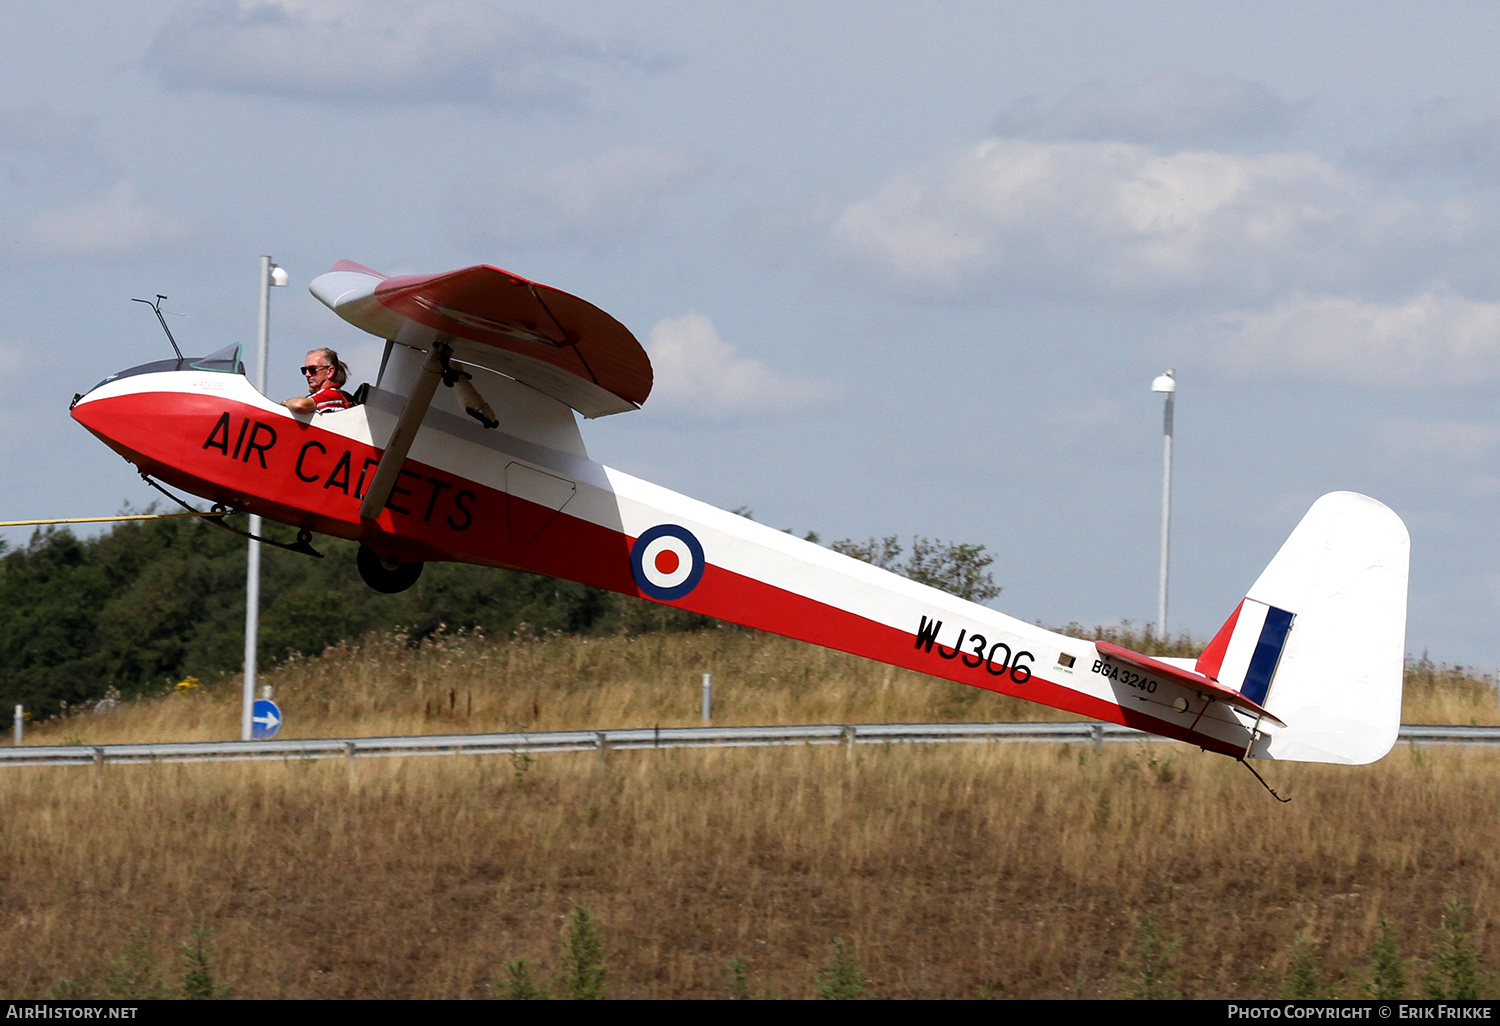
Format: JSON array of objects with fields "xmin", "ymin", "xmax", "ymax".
[{"xmin": 1202, "ymin": 492, "xmax": 1409, "ymax": 764}]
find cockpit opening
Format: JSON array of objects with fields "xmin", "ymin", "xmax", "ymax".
[{"xmin": 87, "ymin": 342, "xmax": 246, "ymax": 394}]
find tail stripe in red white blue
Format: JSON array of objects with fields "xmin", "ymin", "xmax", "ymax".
[
  {"xmin": 631, "ymin": 525, "xmax": 706, "ymax": 600},
  {"xmin": 1241, "ymin": 605, "xmax": 1295, "ymax": 706},
  {"xmin": 1211, "ymin": 597, "xmax": 1298, "ymax": 706}
]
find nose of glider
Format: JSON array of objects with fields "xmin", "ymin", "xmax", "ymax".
[
  {"xmin": 70, "ymin": 371, "xmax": 167, "ymax": 472},
  {"xmin": 70, "ymin": 343, "xmax": 251, "ymax": 462}
]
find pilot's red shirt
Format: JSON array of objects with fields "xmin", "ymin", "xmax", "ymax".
[{"xmin": 312, "ymin": 387, "xmax": 354, "ymax": 413}]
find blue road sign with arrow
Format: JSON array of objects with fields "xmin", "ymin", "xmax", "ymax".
[{"xmin": 251, "ymin": 698, "xmax": 282, "ymax": 740}]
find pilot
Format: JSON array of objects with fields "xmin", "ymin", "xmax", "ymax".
[{"xmin": 284, "ymin": 347, "xmax": 354, "ymax": 414}]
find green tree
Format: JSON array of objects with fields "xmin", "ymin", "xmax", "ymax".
[
  {"xmin": 832, "ymin": 535, "xmax": 903, "ymax": 571},
  {"xmin": 102, "ymin": 928, "xmax": 167, "ymax": 1000},
  {"xmin": 0, "ymin": 510, "xmax": 722, "ymax": 719},
  {"xmin": 832, "ymin": 535, "xmax": 1000, "ymax": 602},
  {"xmin": 1120, "ymin": 915, "xmax": 1181, "ymax": 999},
  {"xmin": 556, "ymin": 907, "xmax": 607, "ymax": 1000},
  {"xmin": 814, "ymin": 937, "xmax": 868, "ymax": 999},
  {"xmin": 495, "ymin": 959, "xmax": 548, "ymax": 1000},
  {"xmin": 1425, "ymin": 902, "xmax": 1488, "ymax": 999},
  {"xmin": 178, "ymin": 917, "xmax": 229, "ymax": 999},
  {"xmin": 0, "ymin": 508, "xmax": 1003, "ymax": 719},
  {"xmin": 1365, "ymin": 919, "xmax": 1408, "ymax": 1000},
  {"xmin": 727, "ymin": 955, "xmax": 752, "ymax": 1000},
  {"xmin": 1282, "ymin": 935, "xmax": 1327, "ymax": 999}
]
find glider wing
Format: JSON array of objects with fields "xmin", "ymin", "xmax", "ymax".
[{"xmin": 310, "ymin": 260, "xmax": 652, "ymax": 419}]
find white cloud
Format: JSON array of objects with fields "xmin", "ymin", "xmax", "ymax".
[
  {"xmin": 1195, "ymin": 291, "xmax": 1500, "ymax": 387},
  {"xmin": 10, "ymin": 183, "xmax": 192, "ymax": 262},
  {"xmin": 1366, "ymin": 98, "xmax": 1500, "ymax": 186},
  {"xmin": 453, "ymin": 147, "xmax": 710, "ymax": 251},
  {"xmin": 147, "ymin": 0, "xmax": 661, "ymax": 110},
  {"xmin": 997, "ymin": 69, "xmax": 1299, "ymax": 147},
  {"xmin": 830, "ymin": 137, "xmax": 1474, "ymax": 303},
  {"xmin": 645, "ymin": 313, "xmax": 834, "ymax": 423}
]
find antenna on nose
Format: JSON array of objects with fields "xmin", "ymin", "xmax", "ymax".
[{"xmin": 131, "ymin": 294, "xmax": 184, "ymax": 361}]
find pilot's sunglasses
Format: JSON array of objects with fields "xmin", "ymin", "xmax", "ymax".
[{"xmin": 300, "ymin": 365, "xmax": 332, "ymax": 375}]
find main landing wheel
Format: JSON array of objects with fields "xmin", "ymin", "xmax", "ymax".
[{"xmin": 357, "ymin": 544, "xmax": 424, "ymax": 594}]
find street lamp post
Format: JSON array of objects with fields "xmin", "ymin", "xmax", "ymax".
[
  {"xmin": 242, "ymin": 256, "xmax": 288, "ymax": 741},
  {"xmin": 1151, "ymin": 369, "xmax": 1176, "ymax": 639}
]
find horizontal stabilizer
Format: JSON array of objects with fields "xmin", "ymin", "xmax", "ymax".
[{"xmin": 1095, "ymin": 641, "xmax": 1285, "ymax": 727}]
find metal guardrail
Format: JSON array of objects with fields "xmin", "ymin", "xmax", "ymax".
[
  {"xmin": 1395, "ymin": 724, "xmax": 1500, "ymax": 745},
  {"xmin": 0, "ymin": 721, "xmax": 1125, "ymax": 769},
  {"xmin": 0, "ymin": 721, "xmax": 1495, "ymax": 770}
]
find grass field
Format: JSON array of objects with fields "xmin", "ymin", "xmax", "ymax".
[
  {"xmin": 3, "ymin": 628, "xmax": 1499, "ymax": 999},
  {"xmin": 20, "ymin": 626, "xmax": 1500, "ymax": 744}
]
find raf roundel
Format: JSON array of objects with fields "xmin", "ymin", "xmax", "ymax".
[{"xmin": 631, "ymin": 525, "xmax": 706, "ymax": 601}]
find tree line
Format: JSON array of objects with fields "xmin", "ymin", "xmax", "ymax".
[{"xmin": 0, "ymin": 513, "xmax": 999, "ymax": 719}]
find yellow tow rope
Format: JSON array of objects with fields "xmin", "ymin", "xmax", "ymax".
[{"xmin": 0, "ymin": 511, "xmax": 227, "ymax": 528}]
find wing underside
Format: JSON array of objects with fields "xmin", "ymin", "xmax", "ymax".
[{"xmin": 310, "ymin": 260, "xmax": 652, "ymax": 419}]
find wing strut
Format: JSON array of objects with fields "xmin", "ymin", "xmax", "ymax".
[{"xmin": 359, "ymin": 341, "xmax": 451, "ymax": 521}]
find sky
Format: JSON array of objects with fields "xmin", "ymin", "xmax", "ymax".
[{"xmin": 3, "ymin": 1, "xmax": 1500, "ymax": 668}]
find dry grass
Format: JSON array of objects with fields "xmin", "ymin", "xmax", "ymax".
[
  {"xmin": 5, "ymin": 629, "xmax": 1500, "ymax": 999},
  {"xmin": 1404, "ymin": 658, "xmax": 1500, "ymax": 726},
  {"xmin": 24, "ymin": 627, "xmax": 1500, "ymax": 746},
  {"xmin": 27, "ymin": 629, "xmax": 1072, "ymax": 746},
  {"xmin": 2, "ymin": 741, "xmax": 1499, "ymax": 998}
]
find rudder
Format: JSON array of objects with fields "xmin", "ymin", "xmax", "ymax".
[{"xmin": 1200, "ymin": 492, "xmax": 1409, "ymax": 764}]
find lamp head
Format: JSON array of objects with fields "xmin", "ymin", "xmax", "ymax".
[{"xmin": 1151, "ymin": 369, "xmax": 1176, "ymax": 394}]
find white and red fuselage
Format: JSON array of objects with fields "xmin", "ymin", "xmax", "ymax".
[{"xmin": 68, "ymin": 262, "xmax": 1409, "ymax": 764}]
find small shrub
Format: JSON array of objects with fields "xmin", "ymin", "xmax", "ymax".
[
  {"xmin": 49, "ymin": 973, "xmax": 95, "ymax": 1000},
  {"xmin": 1365, "ymin": 919, "xmax": 1407, "ymax": 1000},
  {"xmin": 727, "ymin": 955, "xmax": 752, "ymax": 1000},
  {"xmin": 495, "ymin": 959, "xmax": 548, "ymax": 1000},
  {"xmin": 556, "ymin": 907, "xmax": 607, "ymax": 1000},
  {"xmin": 1425, "ymin": 902, "xmax": 1488, "ymax": 1000},
  {"xmin": 1282, "ymin": 935, "xmax": 1327, "ymax": 1000},
  {"xmin": 511, "ymin": 751, "xmax": 535, "ymax": 785},
  {"xmin": 814, "ymin": 937, "xmax": 867, "ymax": 999},
  {"xmin": 102, "ymin": 928, "xmax": 167, "ymax": 1000},
  {"xmin": 1120, "ymin": 915, "xmax": 1181, "ymax": 999},
  {"xmin": 178, "ymin": 917, "xmax": 229, "ymax": 1000}
]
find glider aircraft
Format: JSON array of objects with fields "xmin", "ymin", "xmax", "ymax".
[{"xmin": 70, "ymin": 261, "xmax": 1410, "ymax": 766}]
